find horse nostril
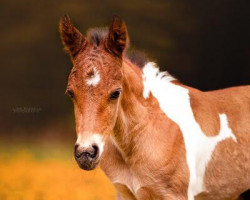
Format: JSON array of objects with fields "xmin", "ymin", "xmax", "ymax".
[
  {"xmin": 91, "ymin": 144, "xmax": 99, "ymax": 158},
  {"xmin": 74, "ymin": 144, "xmax": 82, "ymax": 158},
  {"xmin": 74, "ymin": 144, "xmax": 79, "ymax": 151}
]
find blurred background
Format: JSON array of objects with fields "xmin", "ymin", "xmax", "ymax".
[{"xmin": 0, "ymin": 0, "xmax": 249, "ymax": 199}]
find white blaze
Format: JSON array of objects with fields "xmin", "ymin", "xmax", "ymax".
[
  {"xmin": 86, "ymin": 67, "xmax": 100, "ymax": 86},
  {"xmin": 142, "ymin": 62, "xmax": 237, "ymax": 200}
]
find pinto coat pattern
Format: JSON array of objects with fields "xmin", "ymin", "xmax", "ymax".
[{"xmin": 59, "ymin": 15, "xmax": 250, "ymax": 200}]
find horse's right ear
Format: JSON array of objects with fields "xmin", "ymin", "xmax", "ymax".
[{"xmin": 59, "ymin": 15, "xmax": 86, "ymax": 58}]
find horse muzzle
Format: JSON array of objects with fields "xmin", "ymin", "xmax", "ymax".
[{"xmin": 74, "ymin": 144, "xmax": 100, "ymax": 170}]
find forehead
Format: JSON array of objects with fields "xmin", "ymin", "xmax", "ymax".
[{"xmin": 68, "ymin": 47, "xmax": 122, "ymax": 88}]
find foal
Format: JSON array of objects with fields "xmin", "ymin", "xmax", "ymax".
[{"xmin": 59, "ymin": 15, "xmax": 250, "ymax": 200}]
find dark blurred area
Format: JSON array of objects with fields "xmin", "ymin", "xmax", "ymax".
[{"xmin": 0, "ymin": 0, "xmax": 249, "ymax": 141}]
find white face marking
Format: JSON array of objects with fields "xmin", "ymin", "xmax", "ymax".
[
  {"xmin": 76, "ymin": 133, "xmax": 104, "ymax": 158},
  {"xmin": 86, "ymin": 67, "xmax": 100, "ymax": 86},
  {"xmin": 142, "ymin": 62, "xmax": 237, "ymax": 200}
]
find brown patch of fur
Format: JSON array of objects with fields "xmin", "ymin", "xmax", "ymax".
[
  {"xmin": 195, "ymin": 86, "xmax": 250, "ymax": 200},
  {"xmin": 189, "ymin": 88, "xmax": 221, "ymax": 136}
]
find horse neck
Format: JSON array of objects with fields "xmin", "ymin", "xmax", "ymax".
[{"xmin": 112, "ymin": 59, "xmax": 152, "ymax": 159}]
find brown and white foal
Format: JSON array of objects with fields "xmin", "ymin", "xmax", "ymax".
[{"xmin": 59, "ymin": 15, "xmax": 250, "ymax": 200}]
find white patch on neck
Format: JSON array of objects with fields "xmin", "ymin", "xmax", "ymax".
[
  {"xmin": 142, "ymin": 62, "xmax": 237, "ymax": 200},
  {"xmin": 76, "ymin": 133, "xmax": 104, "ymax": 157},
  {"xmin": 142, "ymin": 62, "xmax": 175, "ymax": 98},
  {"xmin": 86, "ymin": 67, "xmax": 100, "ymax": 86}
]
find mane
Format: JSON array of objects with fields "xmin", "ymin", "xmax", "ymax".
[{"xmin": 86, "ymin": 27, "xmax": 175, "ymax": 80}]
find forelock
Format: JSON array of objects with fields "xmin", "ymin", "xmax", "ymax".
[
  {"xmin": 87, "ymin": 27, "xmax": 108, "ymax": 46},
  {"xmin": 86, "ymin": 27, "xmax": 150, "ymax": 69}
]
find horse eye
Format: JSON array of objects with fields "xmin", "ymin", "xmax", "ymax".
[
  {"xmin": 110, "ymin": 89, "xmax": 122, "ymax": 100},
  {"xmin": 66, "ymin": 89, "xmax": 74, "ymax": 98}
]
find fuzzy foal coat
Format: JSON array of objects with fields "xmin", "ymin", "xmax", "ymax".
[
  {"xmin": 59, "ymin": 15, "xmax": 250, "ymax": 200},
  {"xmin": 100, "ymin": 60, "xmax": 250, "ymax": 200}
]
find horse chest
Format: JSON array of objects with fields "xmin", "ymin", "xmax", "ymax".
[
  {"xmin": 109, "ymin": 164, "xmax": 141, "ymax": 197},
  {"xmin": 99, "ymin": 141, "xmax": 141, "ymax": 198},
  {"xmin": 119, "ymin": 174, "xmax": 139, "ymax": 192},
  {"xmin": 101, "ymin": 155, "xmax": 170, "ymax": 199}
]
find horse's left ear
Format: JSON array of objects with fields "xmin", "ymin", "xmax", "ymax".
[{"xmin": 106, "ymin": 15, "xmax": 129, "ymax": 57}]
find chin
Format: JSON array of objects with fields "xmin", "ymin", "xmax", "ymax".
[{"xmin": 77, "ymin": 160, "xmax": 100, "ymax": 171}]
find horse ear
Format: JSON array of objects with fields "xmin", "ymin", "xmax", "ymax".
[
  {"xmin": 106, "ymin": 15, "xmax": 129, "ymax": 57},
  {"xmin": 59, "ymin": 15, "xmax": 86, "ymax": 58}
]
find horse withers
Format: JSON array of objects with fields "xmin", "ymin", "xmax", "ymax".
[{"xmin": 59, "ymin": 15, "xmax": 250, "ymax": 200}]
